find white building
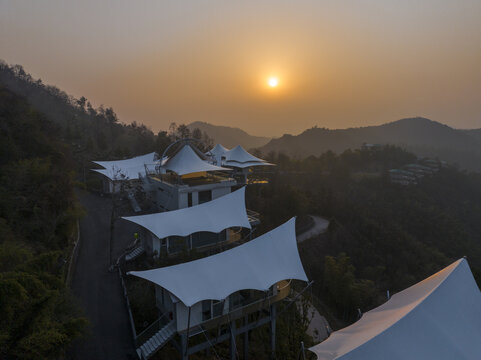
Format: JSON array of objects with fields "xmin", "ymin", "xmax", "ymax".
[
  {"xmin": 206, "ymin": 144, "xmax": 274, "ymax": 184},
  {"xmin": 122, "ymin": 187, "xmax": 253, "ymax": 255},
  {"xmin": 92, "ymin": 152, "xmax": 157, "ymax": 193},
  {"xmin": 309, "ymin": 258, "xmax": 481, "ymax": 360},
  {"xmin": 128, "ymin": 217, "xmax": 308, "ymax": 360},
  {"xmin": 142, "ymin": 143, "xmax": 236, "ymax": 211}
]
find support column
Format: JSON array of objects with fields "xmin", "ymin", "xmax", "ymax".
[
  {"xmin": 180, "ymin": 333, "xmax": 188, "ymax": 360},
  {"xmin": 270, "ymin": 304, "xmax": 277, "ymax": 358},
  {"xmin": 243, "ymin": 316, "xmax": 249, "ymax": 360},
  {"xmin": 230, "ymin": 320, "xmax": 237, "ymax": 360}
]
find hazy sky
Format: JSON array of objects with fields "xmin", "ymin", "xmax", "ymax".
[{"xmin": 1, "ymin": 1, "xmax": 480, "ymax": 136}]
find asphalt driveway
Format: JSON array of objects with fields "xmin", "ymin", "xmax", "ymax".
[{"xmin": 68, "ymin": 190, "xmax": 137, "ymax": 360}]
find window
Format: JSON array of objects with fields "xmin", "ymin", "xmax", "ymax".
[
  {"xmin": 202, "ymin": 300, "xmax": 211, "ymax": 321},
  {"xmin": 191, "ymin": 231, "xmax": 219, "ymax": 248},
  {"xmin": 198, "ymin": 190, "xmax": 212, "ymax": 204},
  {"xmin": 168, "ymin": 236, "xmax": 187, "ymax": 253},
  {"xmin": 188, "ymin": 192, "xmax": 192, "ymax": 207},
  {"xmin": 213, "ymin": 300, "xmax": 223, "ymax": 317}
]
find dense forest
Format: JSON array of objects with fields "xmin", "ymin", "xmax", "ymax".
[
  {"xmin": 0, "ymin": 87, "xmax": 87, "ymax": 358},
  {"xmin": 0, "ymin": 61, "xmax": 213, "ymax": 170},
  {"xmin": 247, "ymin": 147, "xmax": 481, "ymax": 324}
]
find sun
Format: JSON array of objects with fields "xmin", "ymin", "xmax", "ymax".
[{"xmin": 268, "ymin": 77, "xmax": 279, "ymax": 87}]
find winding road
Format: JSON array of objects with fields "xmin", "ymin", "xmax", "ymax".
[{"xmin": 297, "ymin": 215, "xmax": 330, "ymax": 243}]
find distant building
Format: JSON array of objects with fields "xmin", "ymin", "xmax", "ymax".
[
  {"xmin": 361, "ymin": 143, "xmax": 384, "ymax": 151},
  {"xmin": 389, "ymin": 169, "xmax": 417, "ymax": 185}
]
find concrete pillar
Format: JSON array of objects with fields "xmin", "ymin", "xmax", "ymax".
[
  {"xmin": 230, "ymin": 320, "xmax": 237, "ymax": 360},
  {"xmin": 270, "ymin": 304, "xmax": 277, "ymax": 358},
  {"xmin": 243, "ymin": 316, "xmax": 249, "ymax": 360},
  {"xmin": 180, "ymin": 333, "xmax": 188, "ymax": 360}
]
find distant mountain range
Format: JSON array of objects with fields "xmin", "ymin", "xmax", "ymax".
[
  {"xmin": 259, "ymin": 117, "xmax": 481, "ymax": 171},
  {"xmin": 187, "ymin": 121, "xmax": 270, "ymax": 149}
]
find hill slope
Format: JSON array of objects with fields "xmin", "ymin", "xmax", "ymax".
[
  {"xmin": 260, "ymin": 117, "xmax": 481, "ymax": 171},
  {"xmin": 187, "ymin": 121, "xmax": 270, "ymax": 149}
]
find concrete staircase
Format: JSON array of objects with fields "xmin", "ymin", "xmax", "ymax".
[{"xmin": 137, "ymin": 320, "xmax": 176, "ymax": 359}]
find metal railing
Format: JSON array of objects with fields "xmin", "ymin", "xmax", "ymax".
[{"xmin": 135, "ymin": 312, "xmax": 173, "ymax": 348}]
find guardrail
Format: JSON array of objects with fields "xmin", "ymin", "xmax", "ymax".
[
  {"xmin": 118, "ymin": 267, "xmax": 137, "ymax": 341},
  {"xmin": 65, "ymin": 220, "xmax": 80, "ymax": 286}
]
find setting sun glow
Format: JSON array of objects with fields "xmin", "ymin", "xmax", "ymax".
[{"xmin": 268, "ymin": 77, "xmax": 279, "ymax": 87}]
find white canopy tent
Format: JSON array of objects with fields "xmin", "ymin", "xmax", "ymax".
[
  {"xmin": 225, "ymin": 145, "xmax": 273, "ymax": 168},
  {"xmin": 128, "ymin": 217, "xmax": 308, "ymax": 306},
  {"xmin": 206, "ymin": 144, "xmax": 230, "ymax": 165},
  {"xmin": 309, "ymin": 258, "xmax": 481, "ymax": 360},
  {"xmin": 207, "ymin": 144, "xmax": 230, "ymax": 156},
  {"xmin": 225, "ymin": 145, "xmax": 266, "ymax": 163},
  {"xmin": 92, "ymin": 152, "xmax": 157, "ymax": 181},
  {"xmin": 163, "ymin": 144, "xmax": 231, "ymax": 176},
  {"xmin": 122, "ymin": 187, "xmax": 251, "ymax": 239}
]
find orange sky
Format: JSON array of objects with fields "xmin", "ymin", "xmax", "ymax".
[{"xmin": 1, "ymin": 1, "xmax": 481, "ymax": 136}]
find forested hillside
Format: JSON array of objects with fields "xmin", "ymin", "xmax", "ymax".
[
  {"xmin": 0, "ymin": 87, "xmax": 87, "ymax": 358},
  {"xmin": 260, "ymin": 117, "xmax": 481, "ymax": 171},
  {"xmin": 247, "ymin": 147, "xmax": 481, "ymax": 324},
  {"xmin": 0, "ymin": 61, "xmax": 160, "ymax": 165}
]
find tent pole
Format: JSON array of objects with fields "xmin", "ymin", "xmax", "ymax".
[
  {"xmin": 243, "ymin": 315, "xmax": 249, "ymax": 360},
  {"xmin": 270, "ymin": 303, "xmax": 276, "ymax": 359},
  {"xmin": 184, "ymin": 306, "xmax": 192, "ymax": 359}
]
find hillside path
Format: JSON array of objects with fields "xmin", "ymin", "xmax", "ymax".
[
  {"xmin": 69, "ymin": 190, "xmax": 137, "ymax": 360},
  {"xmin": 297, "ymin": 215, "xmax": 330, "ymax": 242}
]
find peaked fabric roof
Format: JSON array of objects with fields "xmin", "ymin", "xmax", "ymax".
[
  {"xmin": 92, "ymin": 152, "xmax": 156, "ymax": 180},
  {"xmin": 207, "ymin": 144, "xmax": 230, "ymax": 156},
  {"xmin": 163, "ymin": 144, "xmax": 230, "ymax": 176},
  {"xmin": 309, "ymin": 258, "xmax": 481, "ymax": 360},
  {"xmin": 122, "ymin": 187, "xmax": 251, "ymax": 239},
  {"xmin": 224, "ymin": 145, "xmax": 266, "ymax": 164},
  {"xmin": 128, "ymin": 217, "xmax": 308, "ymax": 306}
]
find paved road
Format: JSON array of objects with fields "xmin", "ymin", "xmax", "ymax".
[
  {"xmin": 295, "ymin": 293, "xmax": 330, "ymax": 344},
  {"xmin": 297, "ymin": 215, "xmax": 330, "ymax": 243},
  {"xmin": 69, "ymin": 190, "xmax": 137, "ymax": 360}
]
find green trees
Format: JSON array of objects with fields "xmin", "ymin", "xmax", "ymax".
[
  {"xmin": 0, "ymin": 88, "xmax": 86, "ymax": 358},
  {"xmin": 251, "ymin": 146, "xmax": 481, "ymax": 325}
]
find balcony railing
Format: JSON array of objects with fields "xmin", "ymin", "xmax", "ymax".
[{"xmin": 181, "ymin": 280, "xmax": 291, "ymax": 333}]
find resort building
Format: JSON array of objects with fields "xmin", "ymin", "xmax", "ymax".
[
  {"xmin": 309, "ymin": 258, "xmax": 481, "ymax": 360},
  {"xmin": 206, "ymin": 144, "xmax": 273, "ymax": 185},
  {"xmin": 92, "ymin": 152, "xmax": 157, "ymax": 193},
  {"xmin": 128, "ymin": 217, "xmax": 308, "ymax": 360},
  {"xmin": 122, "ymin": 187, "xmax": 256, "ymax": 256},
  {"xmin": 142, "ymin": 143, "xmax": 236, "ymax": 212}
]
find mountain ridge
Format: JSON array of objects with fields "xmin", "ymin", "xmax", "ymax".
[
  {"xmin": 259, "ymin": 117, "xmax": 481, "ymax": 171},
  {"xmin": 187, "ymin": 121, "xmax": 270, "ymax": 149}
]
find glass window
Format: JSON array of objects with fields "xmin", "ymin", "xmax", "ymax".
[
  {"xmin": 198, "ymin": 190, "xmax": 212, "ymax": 204},
  {"xmin": 202, "ymin": 300, "xmax": 211, "ymax": 321},
  {"xmin": 168, "ymin": 236, "xmax": 187, "ymax": 253}
]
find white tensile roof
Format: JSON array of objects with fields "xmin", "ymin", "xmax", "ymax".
[
  {"xmin": 309, "ymin": 258, "xmax": 481, "ymax": 360},
  {"xmin": 92, "ymin": 152, "xmax": 157, "ymax": 180},
  {"xmin": 128, "ymin": 217, "xmax": 308, "ymax": 307},
  {"xmin": 225, "ymin": 160, "xmax": 275, "ymax": 169},
  {"xmin": 224, "ymin": 145, "xmax": 266, "ymax": 164},
  {"xmin": 163, "ymin": 144, "xmax": 231, "ymax": 176},
  {"xmin": 207, "ymin": 144, "xmax": 230, "ymax": 156},
  {"xmin": 122, "ymin": 187, "xmax": 251, "ymax": 239}
]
